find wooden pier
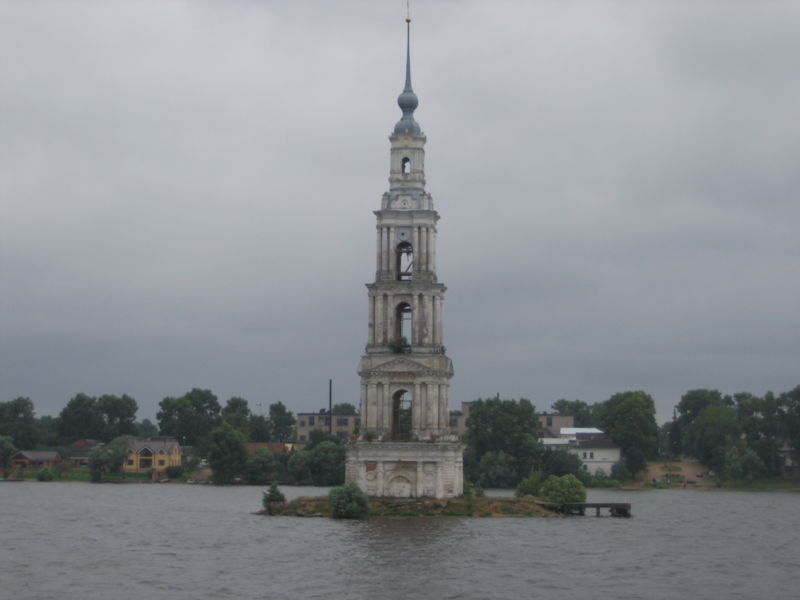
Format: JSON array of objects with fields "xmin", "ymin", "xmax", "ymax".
[{"xmin": 536, "ymin": 502, "xmax": 632, "ymax": 517}]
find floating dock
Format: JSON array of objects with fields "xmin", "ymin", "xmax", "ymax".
[{"xmin": 536, "ymin": 502, "xmax": 632, "ymax": 517}]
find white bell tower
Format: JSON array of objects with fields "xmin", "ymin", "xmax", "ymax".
[{"xmin": 345, "ymin": 15, "xmax": 463, "ymax": 499}]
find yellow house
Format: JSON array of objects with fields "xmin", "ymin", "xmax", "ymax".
[{"xmin": 124, "ymin": 437, "xmax": 182, "ymax": 475}]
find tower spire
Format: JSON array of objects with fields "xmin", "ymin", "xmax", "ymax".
[{"xmin": 394, "ymin": 5, "xmax": 420, "ymax": 135}]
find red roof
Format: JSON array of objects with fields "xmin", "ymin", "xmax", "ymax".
[{"xmin": 247, "ymin": 442, "xmax": 287, "ymax": 455}]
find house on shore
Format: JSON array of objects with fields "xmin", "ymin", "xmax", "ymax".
[
  {"xmin": 123, "ymin": 437, "xmax": 181, "ymax": 476},
  {"xmin": 11, "ymin": 451, "xmax": 62, "ymax": 471}
]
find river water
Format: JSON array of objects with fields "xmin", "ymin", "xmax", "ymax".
[{"xmin": 1, "ymin": 482, "xmax": 798, "ymax": 599}]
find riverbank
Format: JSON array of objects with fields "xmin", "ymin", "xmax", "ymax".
[{"xmin": 260, "ymin": 496, "xmax": 557, "ymax": 517}]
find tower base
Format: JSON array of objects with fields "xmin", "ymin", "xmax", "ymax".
[{"xmin": 345, "ymin": 440, "xmax": 464, "ymax": 499}]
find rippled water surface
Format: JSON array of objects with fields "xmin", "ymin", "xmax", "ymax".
[{"xmin": 2, "ymin": 483, "xmax": 799, "ymax": 599}]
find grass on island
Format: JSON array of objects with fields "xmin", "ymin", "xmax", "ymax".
[{"xmin": 262, "ymin": 496, "xmax": 556, "ymax": 518}]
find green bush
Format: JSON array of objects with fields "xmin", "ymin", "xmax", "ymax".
[
  {"xmin": 515, "ymin": 472, "xmax": 544, "ymax": 497},
  {"xmin": 540, "ymin": 474, "xmax": 587, "ymax": 503},
  {"xmin": 329, "ymin": 482, "xmax": 370, "ymax": 519},
  {"xmin": 165, "ymin": 465, "xmax": 184, "ymax": 479},
  {"xmin": 37, "ymin": 467, "xmax": 54, "ymax": 482},
  {"xmin": 262, "ymin": 482, "xmax": 286, "ymax": 513}
]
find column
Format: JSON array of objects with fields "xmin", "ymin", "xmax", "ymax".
[
  {"xmin": 416, "ymin": 462, "xmax": 424, "ymax": 498},
  {"xmin": 375, "ymin": 227, "xmax": 382, "ymax": 271},
  {"xmin": 439, "ymin": 385, "xmax": 449, "ymax": 433},
  {"xmin": 430, "ymin": 383, "xmax": 440, "ymax": 429},
  {"xmin": 412, "ymin": 383, "xmax": 421, "ymax": 431},
  {"xmin": 429, "ymin": 227, "xmax": 436, "ymax": 273},
  {"xmin": 359, "ymin": 383, "xmax": 367, "ymax": 428},
  {"xmin": 419, "ymin": 226, "xmax": 427, "ymax": 272}
]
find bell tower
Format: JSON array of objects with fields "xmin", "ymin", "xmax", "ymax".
[{"xmin": 345, "ymin": 15, "xmax": 463, "ymax": 499}]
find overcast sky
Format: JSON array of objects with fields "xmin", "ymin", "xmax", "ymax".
[{"xmin": 2, "ymin": 1, "xmax": 798, "ymax": 424}]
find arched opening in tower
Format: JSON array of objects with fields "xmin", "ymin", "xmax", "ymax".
[
  {"xmin": 396, "ymin": 241, "xmax": 413, "ymax": 281},
  {"xmin": 394, "ymin": 302, "xmax": 412, "ymax": 348},
  {"xmin": 391, "ymin": 389, "xmax": 413, "ymax": 441},
  {"xmin": 401, "ymin": 156, "xmax": 411, "ymax": 174}
]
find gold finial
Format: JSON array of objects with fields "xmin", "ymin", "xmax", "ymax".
[{"xmin": 406, "ymin": 0, "xmax": 411, "ymax": 23}]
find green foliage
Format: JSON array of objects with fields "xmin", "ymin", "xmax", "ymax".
[
  {"xmin": 329, "ymin": 482, "xmax": 370, "ymax": 519},
  {"xmin": 541, "ymin": 448, "xmax": 584, "ymax": 477},
  {"xmin": 610, "ymin": 461, "xmax": 633, "ymax": 481},
  {"xmin": 135, "ymin": 418, "xmax": 159, "ymax": 437},
  {"xmin": 243, "ymin": 448, "xmax": 278, "ymax": 485},
  {"xmin": 165, "ymin": 465, "xmax": 184, "ymax": 479},
  {"xmin": 157, "ymin": 388, "xmax": 221, "ymax": 449},
  {"xmin": 477, "ymin": 451, "xmax": 518, "ymax": 488},
  {"xmin": 306, "ymin": 429, "xmax": 341, "ymax": 451},
  {"xmin": 388, "ymin": 337, "xmax": 409, "ymax": 353},
  {"xmin": 287, "ymin": 451, "xmax": 312, "ymax": 483},
  {"xmin": 0, "ymin": 397, "xmax": 39, "ymax": 449},
  {"xmin": 782, "ymin": 386, "xmax": 800, "ymax": 465},
  {"xmin": 249, "ymin": 414, "xmax": 271, "ymax": 442},
  {"xmin": 0, "ymin": 435, "xmax": 18, "ymax": 478},
  {"xmin": 465, "ymin": 397, "xmax": 543, "ymax": 484},
  {"xmin": 596, "ymin": 391, "xmax": 658, "ymax": 475},
  {"xmin": 308, "ymin": 441, "xmax": 345, "ymax": 486},
  {"xmin": 206, "ymin": 422, "xmax": 248, "ymax": 485},
  {"xmin": 221, "ymin": 397, "xmax": 251, "ymax": 438},
  {"xmin": 58, "ymin": 393, "xmax": 138, "ymax": 444},
  {"xmin": 331, "ymin": 403, "xmax": 357, "ymax": 415},
  {"xmin": 550, "ymin": 399, "xmax": 598, "ymax": 427},
  {"xmin": 88, "ymin": 435, "xmax": 134, "ymax": 482},
  {"xmin": 540, "ymin": 474, "xmax": 587, "ymax": 503},
  {"xmin": 36, "ymin": 467, "xmax": 54, "ymax": 481},
  {"xmin": 721, "ymin": 446, "xmax": 766, "ymax": 480},
  {"xmin": 515, "ymin": 472, "xmax": 544, "ymax": 497},
  {"xmin": 684, "ymin": 404, "xmax": 741, "ymax": 471},
  {"xmin": 269, "ymin": 401, "xmax": 295, "ymax": 442},
  {"xmin": 262, "ymin": 482, "xmax": 286, "ymax": 511}
]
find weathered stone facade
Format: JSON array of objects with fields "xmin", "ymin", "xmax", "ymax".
[{"xmin": 345, "ymin": 18, "xmax": 463, "ymax": 499}]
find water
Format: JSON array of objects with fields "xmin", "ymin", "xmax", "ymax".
[{"xmin": 1, "ymin": 483, "xmax": 799, "ymax": 599}]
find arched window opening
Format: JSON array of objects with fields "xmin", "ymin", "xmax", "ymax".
[
  {"xmin": 396, "ymin": 242, "xmax": 413, "ymax": 281},
  {"xmin": 401, "ymin": 157, "xmax": 411, "ymax": 174},
  {"xmin": 390, "ymin": 303, "xmax": 412, "ymax": 351},
  {"xmin": 391, "ymin": 390, "xmax": 413, "ymax": 441}
]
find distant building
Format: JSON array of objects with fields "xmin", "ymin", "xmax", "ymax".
[
  {"xmin": 296, "ymin": 411, "xmax": 360, "ymax": 444},
  {"xmin": 123, "ymin": 437, "xmax": 181, "ymax": 475},
  {"xmin": 10, "ymin": 451, "xmax": 61, "ymax": 471},
  {"xmin": 447, "ymin": 401, "xmax": 575, "ymax": 437},
  {"xmin": 541, "ymin": 428, "xmax": 621, "ymax": 476},
  {"xmin": 247, "ymin": 442, "xmax": 293, "ymax": 455},
  {"xmin": 64, "ymin": 439, "xmax": 102, "ymax": 467}
]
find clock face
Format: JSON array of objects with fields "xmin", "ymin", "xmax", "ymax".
[{"xmin": 398, "ymin": 197, "xmax": 410, "ymax": 209}]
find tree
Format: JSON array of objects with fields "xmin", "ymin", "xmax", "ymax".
[
  {"xmin": 249, "ymin": 415, "xmax": 271, "ymax": 442},
  {"xmin": 287, "ymin": 450, "xmax": 312, "ymax": 483},
  {"xmin": 269, "ymin": 401, "xmax": 295, "ymax": 442},
  {"xmin": 96, "ymin": 394, "xmax": 138, "ymax": 441},
  {"xmin": 595, "ymin": 391, "xmax": 658, "ymax": 475},
  {"xmin": 136, "ymin": 418, "xmax": 159, "ymax": 437},
  {"xmin": 331, "ymin": 403, "xmax": 357, "ymax": 415},
  {"xmin": 0, "ymin": 435, "xmax": 18, "ymax": 478},
  {"xmin": 222, "ymin": 397, "xmax": 251, "ymax": 438},
  {"xmin": 329, "ymin": 482, "xmax": 369, "ymax": 519},
  {"xmin": 243, "ymin": 447, "xmax": 278, "ymax": 485},
  {"xmin": 551, "ymin": 399, "xmax": 597, "ymax": 427},
  {"xmin": 88, "ymin": 435, "xmax": 133, "ymax": 482},
  {"xmin": 0, "ymin": 397, "xmax": 38, "ymax": 449},
  {"xmin": 157, "ymin": 388, "xmax": 221, "ymax": 448},
  {"xmin": 305, "ymin": 429, "xmax": 340, "ymax": 451},
  {"xmin": 206, "ymin": 422, "xmax": 248, "ymax": 485},
  {"xmin": 477, "ymin": 451, "xmax": 518, "ymax": 488},
  {"xmin": 59, "ymin": 393, "xmax": 104, "ymax": 442},
  {"xmin": 541, "ymin": 448, "xmax": 584, "ymax": 478},
  {"xmin": 683, "ymin": 403, "xmax": 741, "ymax": 470},
  {"xmin": 262, "ymin": 482, "xmax": 286, "ymax": 513},
  {"xmin": 309, "ymin": 441, "xmax": 345, "ymax": 486},
  {"xmin": 780, "ymin": 385, "xmax": 800, "ymax": 465},
  {"xmin": 465, "ymin": 397, "xmax": 543, "ymax": 483},
  {"xmin": 734, "ymin": 391, "xmax": 783, "ymax": 476},
  {"xmin": 540, "ymin": 474, "xmax": 587, "ymax": 503}
]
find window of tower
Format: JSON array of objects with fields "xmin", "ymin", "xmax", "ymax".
[
  {"xmin": 391, "ymin": 390, "xmax": 413, "ymax": 441},
  {"xmin": 396, "ymin": 242, "xmax": 413, "ymax": 281},
  {"xmin": 401, "ymin": 157, "xmax": 411, "ymax": 174},
  {"xmin": 393, "ymin": 302, "xmax": 412, "ymax": 350}
]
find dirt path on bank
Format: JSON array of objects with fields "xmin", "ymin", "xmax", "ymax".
[{"xmin": 632, "ymin": 460, "xmax": 714, "ymax": 489}]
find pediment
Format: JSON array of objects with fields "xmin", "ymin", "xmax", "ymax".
[{"xmin": 370, "ymin": 357, "xmax": 431, "ymax": 374}]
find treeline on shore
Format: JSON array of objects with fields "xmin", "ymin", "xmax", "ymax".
[{"xmin": 2, "ymin": 384, "xmax": 799, "ymax": 487}]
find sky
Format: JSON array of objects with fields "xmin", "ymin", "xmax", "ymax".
[{"xmin": 1, "ymin": 1, "xmax": 798, "ymax": 424}]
